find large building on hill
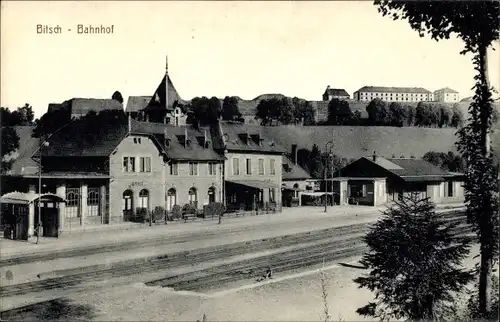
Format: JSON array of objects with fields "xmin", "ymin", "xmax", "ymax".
[
  {"xmin": 353, "ymin": 86, "xmax": 434, "ymax": 102},
  {"xmin": 322, "ymin": 86, "xmax": 350, "ymax": 101},
  {"xmin": 434, "ymin": 87, "xmax": 460, "ymax": 103},
  {"xmin": 48, "ymin": 97, "xmax": 124, "ymax": 119}
]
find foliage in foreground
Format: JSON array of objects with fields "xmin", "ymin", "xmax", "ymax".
[{"xmin": 354, "ymin": 193, "xmax": 473, "ymax": 321}]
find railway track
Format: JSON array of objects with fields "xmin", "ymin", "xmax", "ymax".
[
  {"xmin": 0, "ymin": 209, "xmax": 465, "ymax": 267},
  {"xmin": 0, "ymin": 214, "xmax": 470, "ymax": 298}
]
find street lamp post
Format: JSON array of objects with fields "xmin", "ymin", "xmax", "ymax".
[
  {"xmin": 324, "ymin": 141, "xmax": 334, "ymax": 213},
  {"xmin": 36, "ymin": 139, "xmax": 50, "ymax": 245}
]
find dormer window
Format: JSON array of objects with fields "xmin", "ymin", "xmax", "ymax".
[
  {"xmin": 165, "ymin": 138, "xmax": 171, "ymax": 148},
  {"xmin": 186, "ymin": 138, "xmax": 191, "ymax": 147},
  {"xmin": 204, "ymin": 141, "xmax": 210, "ymax": 149},
  {"xmin": 259, "ymin": 138, "xmax": 264, "ymax": 147}
]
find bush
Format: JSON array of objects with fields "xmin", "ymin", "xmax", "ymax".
[
  {"xmin": 171, "ymin": 205, "xmax": 182, "ymax": 220},
  {"xmin": 204, "ymin": 202, "xmax": 226, "ymax": 218},
  {"xmin": 133, "ymin": 207, "xmax": 148, "ymax": 223},
  {"xmin": 182, "ymin": 203, "xmax": 196, "ymax": 215},
  {"xmin": 152, "ymin": 206, "xmax": 165, "ymax": 222}
]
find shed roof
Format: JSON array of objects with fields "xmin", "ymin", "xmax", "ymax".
[
  {"xmin": 0, "ymin": 192, "xmax": 66, "ymax": 204},
  {"xmin": 282, "ymin": 157, "xmax": 311, "ymax": 181}
]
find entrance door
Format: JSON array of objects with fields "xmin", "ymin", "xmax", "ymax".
[{"xmin": 42, "ymin": 206, "xmax": 59, "ymax": 237}]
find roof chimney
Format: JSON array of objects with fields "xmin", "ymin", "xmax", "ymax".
[
  {"xmin": 204, "ymin": 129, "xmax": 209, "ymax": 148},
  {"xmin": 184, "ymin": 127, "xmax": 189, "ymax": 147},
  {"xmin": 372, "ymin": 151, "xmax": 377, "ymax": 162},
  {"xmin": 291, "ymin": 144, "xmax": 298, "ymax": 165},
  {"xmin": 164, "ymin": 127, "xmax": 170, "ymax": 148},
  {"xmin": 128, "ymin": 113, "xmax": 132, "ymax": 133}
]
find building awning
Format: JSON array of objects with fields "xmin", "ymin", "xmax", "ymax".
[
  {"xmin": 282, "ymin": 186, "xmax": 304, "ymax": 192},
  {"xmin": 226, "ymin": 180, "xmax": 280, "ymax": 190},
  {"xmin": 0, "ymin": 192, "xmax": 67, "ymax": 205},
  {"xmin": 401, "ymin": 176, "xmax": 445, "ymax": 183}
]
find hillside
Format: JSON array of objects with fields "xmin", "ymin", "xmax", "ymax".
[{"xmin": 261, "ymin": 125, "xmax": 460, "ymax": 159}]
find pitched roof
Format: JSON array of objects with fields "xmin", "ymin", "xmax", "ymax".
[
  {"xmin": 324, "ymin": 88, "xmax": 350, "ymax": 97},
  {"xmin": 3, "ymin": 126, "xmax": 40, "ymax": 176},
  {"xmin": 435, "ymin": 87, "xmax": 459, "ymax": 94},
  {"xmin": 40, "ymin": 118, "xmax": 129, "ymax": 157},
  {"xmin": 282, "ymin": 157, "xmax": 311, "ymax": 180},
  {"xmin": 145, "ymin": 74, "xmax": 186, "ymax": 111},
  {"xmin": 355, "ymin": 86, "xmax": 432, "ymax": 94},
  {"xmin": 214, "ymin": 121, "xmax": 287, "ymax": 154},
  {"xmin": 363, "ymin": 156, "xmax": 453, "ymax": 181},
  {"xmin": 131, "ymin": 120, "xmax": 224, "ymax": 161},
  {"xmin": 126, "ymin": 96, "xmax": 152, "ymax": 113},
  {"xmin": 66, "ymin": 98, "xmax": 124, "ymax": 115}
]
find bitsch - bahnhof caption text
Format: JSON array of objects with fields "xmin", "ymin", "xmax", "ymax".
[{"xmin": 37, "ymin": 24, "xmax": 115, "ymax": 35}]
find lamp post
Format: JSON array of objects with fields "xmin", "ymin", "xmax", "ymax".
[
  {"xmin": 324, "ymin": 141, "xmax": 334, "ymax": 213},
  {"xmin": 36, "ymin": 139, "xmax": 50, "ymax": 245}
]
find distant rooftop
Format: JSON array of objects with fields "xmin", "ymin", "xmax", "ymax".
[{"xmin": 355, "ymin": 86, "xmax": 432, "ymax": 94}]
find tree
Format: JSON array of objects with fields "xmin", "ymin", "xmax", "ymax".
[
  {"xmin": 32, "ymin": 106, "xmax": 72, "ymax": 138},
  {"xmin": 255, "ymin": 99, "xmax": 272, "ymax": 126},
  {"xmin": 327, "ymin": 99, "xmax": 352, "ymax": 125},
  {"xmin": 1, "ymin": 126, "xmax": 20, "ymax": 172},
  {"xmin": 352, "ymin": 110, "xmax": 363, "ymax": 126},
  {"xmin": 423, "ymin": 151, "xmax": 465, "ymax": 172},
  {"xmin": 307, "ymin": 144, "xmax": 324, "ymax": 179},
  {"xmin": 1, "ymin": 104, "xmax": 34, "ymax": 126},
  {"xmin": 303, "ymin": 101, "xmax": 316, "ymax": 126},
  {"xmin": 388, "ymin": 102, "xmax": 408, "ymax": 127},
  {"xmin": 451, "ymin": 106, "xmax": 464, "ymax": 128},
  {"xmin": 375, "ymin": 1, "xmax": 499, "ymax": 316},
  {"xmin": 189, "ymin": 96, "xmax": 220, "ymax": 126},
  {"xmin": 354, "ymin": 193, "xmax": 473, "ymax": 321},
  {"xmin": 112, "ymin": 91, "xmax": 124, "ymax": 104},
  {"xmin": 439, "ymin": 104, "xmax": 453, "ymax": 128},
  {"xmin": 221, "ymin": 96, "xmax": 243, "ymax": 122},
  {"xmin": 366, "ymin": 98, "xmax": 389, "ymax": 126}
]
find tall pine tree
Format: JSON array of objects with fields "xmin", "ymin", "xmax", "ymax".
[{"xmin": 354, "ymin": 193, "xmax": 473, "ymax": 321}]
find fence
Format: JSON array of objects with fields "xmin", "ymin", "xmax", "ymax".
[{"xmin": 59, "ymin": 202, "xmax": 283, "ymax": 234}]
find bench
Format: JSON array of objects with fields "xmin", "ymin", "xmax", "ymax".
[{"xmin": 182, "ymin": 213, "xmax": 197, "ymax": 223}]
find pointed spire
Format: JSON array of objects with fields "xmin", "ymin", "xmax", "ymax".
[{"xmin": 165, "ymin": 55, "xmax": 169, "ymax": 111}]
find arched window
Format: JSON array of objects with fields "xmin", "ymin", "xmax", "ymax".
[
  {"xmin": 122, "ymin": 190, "xmax": 134, "ymax": 221},
  {"xmin": 188, "ymin": 187, "xmax": 197, "ymax": 206},
  {"xmin": 208, "ymin": 186, "xmax": 216, "ymax": 204},
  {"xmin": 87, "ymin": 188, "xmax": 100, "ymax": 217},
  {"xmin": 139, "ymin": 189, "xmax": 149, "ymax": 211},
  {"xmin": 166, "ymin": 188, "xmax": 177, "ymax": 211},
  {"xmin": 66, "ymin": 188, "xmax": 81, "ymax": 218}
]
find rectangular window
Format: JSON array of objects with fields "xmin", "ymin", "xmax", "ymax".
[
  {"xmin": 270, "ymin": 159, "xmax": 276, "ymax": 175},
  {"xmin": 269, "ymin": 188, "xmax": 275, "ymax": 202},
  {"xmin": 123, "ymin": 157, "xmax": 135, "ymax": 172},
  {"xmin": 139, "ymin": 157, "xmax": 151, "ymax": 172},
  {"xmin": 208, "ymin": 162, "xmax": 217, "ymax": 176},
  {"xmin": 189, "ymin": 162, "xmax": 198, "ymax": 176},
  {"xmin": 246, "ymin": 158, "xmax": 252, "ymax": 175},
  {"xmin": 170, "ymin": 162, "xmax": 178, "ymax": 175},
  {"xmin": 448, "ymin": 181, "xmax": 454, "ymax": 197},
  {"xmin": 258, "ymin": 158, "xmax": 264, "ymax": 175},
  {"xmin": 233, "ymin": 158, "xmax": 240, "ymax": 175}
]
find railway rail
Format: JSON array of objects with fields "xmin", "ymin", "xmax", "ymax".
[
  {"xmin": 0, "ymin": 213, "xmax": 469, "ymax": 298},
  {"xmin": 0, "ymin": 209, "xmax": 465, "ymax": 267}
]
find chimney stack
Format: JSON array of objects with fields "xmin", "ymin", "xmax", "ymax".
[
  {"xmin": 164, "ymin": 127, "xmax": 170, "ymax": 148},
  {"xmin": 184, "ymin": 127, "xmax": 188, "ymax": 147},
  {"xmin": 372, "ymin": 151, "xmax": 377, "ymax": 162},
  {"xmin": 291, "ymin": 144, "xmax": 298, "ymax": 165},
  {"xmin": 203, "ymin": 129, "xmax": 208, "ymax": 148},
  {"xmin": 128, "ymin": 113, "xmax": 132, "ymax": 132}
]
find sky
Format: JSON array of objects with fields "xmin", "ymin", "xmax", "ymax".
[{"xmin": 1, "ymin": 1, "xmax": 499, "ymax": 118}]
